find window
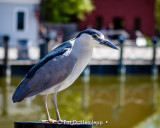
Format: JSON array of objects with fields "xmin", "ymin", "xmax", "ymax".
[
  {"xmin": 113, "ymin": 17, "xmax": 124, "ymax": 29},
  {"xmin": 95, "ymin": 16, "xmax": 103, "ymax": 30},
  {"xmin": 17, "ymin": 12, "xmax": 25, "ymax": 30},
  {"xmin": 14, "ymin": 8, "xmax": 28, "ymax": 32},
  {"xmin": 134, "ymin": 18, "xmax": 141, "ymax": 30}
]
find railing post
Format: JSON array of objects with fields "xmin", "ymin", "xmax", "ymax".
[
  {"xmin": 40, "ymin": 37, "xmax": 49, "ymax": 59},
  {"xmin": 3, "ymin": 35, "xmax": 9, "ymax": 76},
  {"xmin": 45, "ymin": 37, "xmax": 50, "ymax": 54},
  {"xmin": 118, "ymin": 35, "xmax": 126, "ymax": 75},
  {"xmin": 151, "ymin": 36, "xmax": 158, "ymax": 76}
]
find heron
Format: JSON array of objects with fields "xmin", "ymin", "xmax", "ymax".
[{"xmin": 12, "ymin": 29, "xmax": 118, "ymax": 123}]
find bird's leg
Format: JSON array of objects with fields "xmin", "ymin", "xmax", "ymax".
[
  {"xmin": 52, "ymin": 92, "xmax": 61, "ymax": 122},
  {"xmin": 42, "ymin": 95, "xmax": 51, "ymax": 121},
  {"xmin": 41, "ymin": 94, "xmax": 57, "ymax": 123}
]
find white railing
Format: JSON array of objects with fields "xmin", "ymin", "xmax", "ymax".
[{"xmin": 0, "ymin": 40, "xmax": 159, "ymax": 63}]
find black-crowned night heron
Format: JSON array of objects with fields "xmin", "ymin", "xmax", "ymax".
[{"xmin": 12, "ymin": 29, "xmax": 118, "ymax": 123}]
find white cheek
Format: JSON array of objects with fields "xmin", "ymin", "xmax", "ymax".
[
  {"xmin": 87, "ymin": 38, "xmax": 98, "ymax": 46},
  {"xmin": 100, "ymin": 35, "xmax": 105, "ymax": 39},
  {"xmin": 78, "ymin": 34, "xmax": 100, "ymax": 47},
  {"xmin": 89, "ymin": 39, "xmax": 99, "ymax": 46}
]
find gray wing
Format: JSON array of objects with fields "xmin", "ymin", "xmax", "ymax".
[
  {"xmin": 12, "ymin": 40, "xmax": 77, "ymax": 102},
  {"xmin": 26, "ymin": 40, "xmax": 73, "ymax": 79}
]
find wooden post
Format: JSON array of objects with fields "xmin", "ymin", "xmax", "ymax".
[
  {"xmin": 14, "ymin": 122, "xmax": 93, "ymax": 128},
  {"xmin": 3, "ymin": 35, "xmax": 9, "ymax": 76},
  {"xmin": 118, "ymin": 35, "xmax": 126, "ymax": 75},
  {"xmin": 151, "ymin": 36, "xmax": 158, "ymax": 76}
]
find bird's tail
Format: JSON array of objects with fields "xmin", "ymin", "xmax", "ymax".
[{"xmin": 12, "ymin": 79, "xmax": 29, "ymax": 103}]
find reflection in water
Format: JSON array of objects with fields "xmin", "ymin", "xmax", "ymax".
[
  {"xmin": 150, "ymin": 74, "xmax": 158, "ymax": 108},
  {"xmin": 0, "ymin": 74, "xmax": 159, "ymax": 128},
  {"xmin": 1, "ymin": 65, "xmax": 11, "ymax": 116},
  {"xmin": 1, "ymin": 77, "xmax": 8, "ymax": 116},
  {"xmin": 82, "ymin": 66, "xmax": 90, "ymax": 110},
  {"xmin": 112, "ymin": 74, "xmax": 126, "ymax": 120},
  {"xmin": 134, "ymin": 75, "xmax": 160, "ymax": 128}
]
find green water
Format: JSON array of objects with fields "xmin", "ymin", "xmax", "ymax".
[{"xmin": 0, "ymin": 75, "xmax": 160, "ymax": 128}]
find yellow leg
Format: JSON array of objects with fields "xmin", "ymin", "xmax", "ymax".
[
  {"xmin": 41, "ymin": 95, "xmax": 57, "ymax": 123},
  {"xmin": 52, "ymin": 92, "xmax": 61, "ymax": 121}
]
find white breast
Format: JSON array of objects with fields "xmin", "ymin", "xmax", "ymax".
[
  {"xmin": 58, "ymin": 48, "xmax": 93, "ymax": 91},
  {"xmin": 58, "ymin": 39, "xmax": 93, "ymax": 92}
]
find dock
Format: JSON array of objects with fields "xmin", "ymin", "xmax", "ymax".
[
  {"xmin": 14, "ymin": 122, "xmax": 93, "ymax": 128},
  {"xmin": 0, "ymin": 42, "xmax": 160, "ymax": 75}
]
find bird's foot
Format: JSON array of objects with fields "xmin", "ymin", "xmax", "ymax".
[
  {"xmin": 40, "ymin": 119, "xmax": 66, "ymax": 124},
  {"xmin": 57, "ymin": 119, "xmax": 64, "ymax": 123},
  {"xmin": 40, "ymin": 119, "xmax": 58, "ymax": 123}
]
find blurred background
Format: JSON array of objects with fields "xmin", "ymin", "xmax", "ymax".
[{"xmin": 0, "ymin": 0, "xmax": 160, "ymax": 128}]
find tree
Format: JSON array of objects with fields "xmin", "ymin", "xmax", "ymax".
[
  {"xmin": 155, "ymin": 0, "xmax": 160, "ymax": 33},
  {"xmin": 40, "ymin": 0, "xmax": 94, "ymax": 22}
]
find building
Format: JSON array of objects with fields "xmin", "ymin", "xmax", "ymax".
[
  {"xmin": 0, "ymin": 0, "xmax": 40, "ymax": 47},
  {"xmin": 79, "ymin": 0, "xmax": 155, "ymax": 37}
]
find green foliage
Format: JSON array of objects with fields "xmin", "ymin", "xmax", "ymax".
[
  {"xmin": 40, "ymin": 0, "xmax": 94, "ymax": 22},
  {"xmin": 155, "ymin": 0, "xmax": 160, "ymax": 30}
]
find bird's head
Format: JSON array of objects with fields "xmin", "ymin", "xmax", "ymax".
[{"xmin": 76, "ymin": 29, "xmax": 118, "ymax": 50}]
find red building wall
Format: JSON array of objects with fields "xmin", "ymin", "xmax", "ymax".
[{"xmin": 79, "ymin": 0, "xmax": 155, "ymax": 37}]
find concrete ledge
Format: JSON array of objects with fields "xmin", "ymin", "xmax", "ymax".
[{"xmin": 14, "ymin": 121, "xmax": 93, "ymax": 128}]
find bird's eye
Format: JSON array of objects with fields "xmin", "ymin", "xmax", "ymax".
[{"xmin": 92, "ymin": 35, "xmax": 97, "ymax": 38}]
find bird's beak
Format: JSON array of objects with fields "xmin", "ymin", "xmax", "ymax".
[{"xmin": 98, "ymin": 38, "xmax": 119, "ymax": 50}]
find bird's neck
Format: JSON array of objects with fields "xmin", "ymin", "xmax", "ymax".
[{"xmin": 72, "ymin": 38, "xmax": 93, "ymax": 58}]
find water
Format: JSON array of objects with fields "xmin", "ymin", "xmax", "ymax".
[{"xmin": 0, "ymin": 75, "xmax": 160, "ymax": 128}]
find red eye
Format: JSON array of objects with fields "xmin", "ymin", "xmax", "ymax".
[{"xmin": 92, "ymin": 35, "xmax": 97, "ymax": 38}]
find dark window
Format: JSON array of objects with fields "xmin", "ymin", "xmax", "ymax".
[
  {"xmin": 95, "ymin": 16, "xmax": 103, "ymax": 30},
  {"xmin": 113, "ymin": 17, "xmax": 124, "ymax": 29},
  {"xmin": 134, "ymin": 18, "xmax": 141, "ymax": 30},
  {"xmin": 17, "ymin": 12, "xmax": 25, "ymax": 30}
]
